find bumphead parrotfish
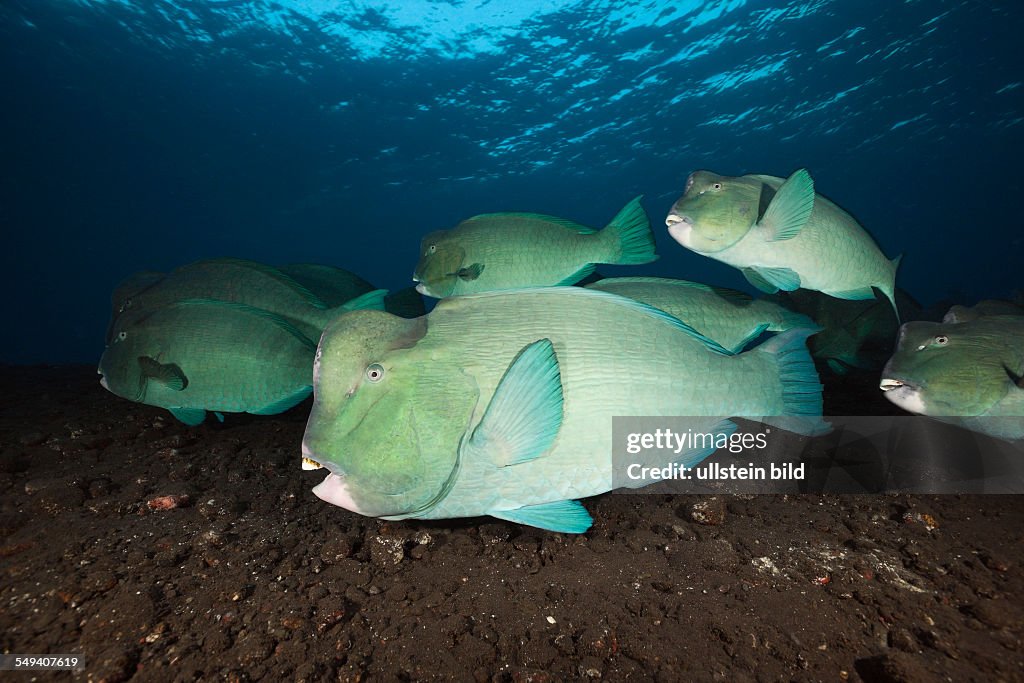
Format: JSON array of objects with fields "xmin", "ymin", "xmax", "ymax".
[
  {"xmin": 99, "ymin": 299, "xmax": 323, "ymax": 425},
  {"xmin": 585, "ymin": 276, "xmax": 815, "ymax": 353},
  {"xmin": 665, "ymin": 170, "xmax": 901, "ymax": 318},
  {"xmin": 109, "ymin": 258, "xmax": 386, "ymax": 341},
  {"xmin": 301, "ymin": 287, "xmax": 825, "ymax": 533},
  {"xmin": 880, "ymin": 316, "xmax": 1024, "ymax": 440},
  {"xmin": 413, "ymin": 197, "xmax": 658, "ymax": 298}
]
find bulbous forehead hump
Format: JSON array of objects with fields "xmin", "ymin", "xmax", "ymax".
[
  {"xmin": 321, "ymin": 310, "xmax": 427, "ymax": 359},
  {"xmin": 896, "ymin": 321, "xmax": 943, "ymax": 348}
]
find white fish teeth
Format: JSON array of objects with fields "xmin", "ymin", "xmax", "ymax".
[
  {"xmin": 879, "ymin": 378, "xmax": 904, "ymax": 391},
  {"xmin": 665, "ymin": 214, "xmax": 683, "ymax": 225},
  {"xmin": 302, "ymin": 457, "xmax": 324, "ymax": 471}
]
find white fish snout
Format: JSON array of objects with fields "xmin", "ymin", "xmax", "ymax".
[
  {"xmin": 666, "ymin": 214, "xmax": 695, "ymax": 248},
  {"xmin": 879, "ymin": 378, "xmax": 927, "ymax": 414},
  {"xmin": 312, "ymin": 473, "xmax": 362, "ymax": 513}
]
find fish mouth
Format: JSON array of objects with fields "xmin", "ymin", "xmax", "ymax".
[
  {"xmin": 666, "ymin": 214, "xmax": 697, "ymax": 249},
  {"xmin": 879, "ymin": 377, "xmax": 927, "ymax": 414},
  {"xmin": 301, "ymin": 443, "xmax": 339, "ymax": 474},
  {"xmin": 879, "ymin": 378, "xmax": 909, "ymax": 392},
  {"xmin": 312, "ymin": 473, "xmax": 363, "ymax": 513},
  {"xmin": 665, "ymin": 213, "xmax": 692, "ymax": 228}
]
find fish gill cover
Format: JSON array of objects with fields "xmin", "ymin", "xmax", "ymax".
[{"xmin": 0, "ymin": 0, "xmax": 1022, "ymax": 364}]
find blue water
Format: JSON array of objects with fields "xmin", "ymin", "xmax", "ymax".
[{"xmin": 2, "ymin": 0, "xmax": 1022, "ymax": 365}]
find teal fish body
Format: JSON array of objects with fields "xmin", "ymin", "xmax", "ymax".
[
  {"xmin": 302, "ymin": 287, "xmax": 825, "ymax": 532},
  {"xmin": 412, "ymin": 197, "xmax": 657, "ymax": 298},
  {"xmin": 880, "ymin": 316, "xmax": 1024, "ymax": 439},
  {"xmin": 99, "ymin": 299, "xmax": 318, "ymax": 425},
  {"xmin": 586, "ymin": 276, "xmax": 815, "ymax": 352},
  {"xmin": 666, "ymin": 170, "xmax": 901, "ymax": 317},
  {"xmin": 110, "ymin": 258, "xmax": 387, "ymax": 341}
]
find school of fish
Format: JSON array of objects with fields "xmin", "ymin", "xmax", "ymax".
[{"xmin": 97, "ymin": 169, "xmax": 1021, "ymax": 532}]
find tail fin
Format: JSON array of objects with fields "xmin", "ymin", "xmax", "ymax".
[
  {"xmin": 602, "ymin": 196, "xmax": 658, "ymax": 265},
  {"xmin": 752, "ymin": 328, "xmax": 830, "ymax": 436}
]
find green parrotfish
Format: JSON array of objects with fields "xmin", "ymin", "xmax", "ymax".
[
  {"xmin": 665, "ymin": 170, "xmax": 901, "ymax": 318},
  {"xmin": 880, "ymin": 316, "xmax": 1024, "ymax": 440},
  {"xmin": 301, "ymin": 287, "xmax": 825, "ymax": 533},
  {"xmin": 109, "ymin": 258, "xmax": 386, "ymax": 342},
  {"xmin": 99, "ymin": 299, "xmax": 322, "ymax": 425},
  {"xmin": 412, "ymin": 197, "xmax": 658, "ymax": 298},
  {"xmin": 585, "ymin": 276, "xmax": 816, "ymax": 353}
]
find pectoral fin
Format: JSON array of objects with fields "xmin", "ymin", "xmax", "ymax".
[
  {"xmin": 750, "ymin": 266, "xmax": 801, "ymax": 292},
  {"xmin": 742, "ymin": 268, "xmax": 779, "ymax": 294},
  {"xmin": 455, "ymin": 263, "xmax": 485, "ymax": 281},
  {"xmin": 758, "ymin": 168, "xmax": 815, "ymax": 241},
  {"xmin": 466, "ymin": 338, "xmax": 564, "ymax": 468},
  {"xmin": 489, "ymin": 500, "xmax": 592, "ymax": 533},
  {"xmin": 138, "ymin": 356, "xmax": 188, "ymax": 391}
]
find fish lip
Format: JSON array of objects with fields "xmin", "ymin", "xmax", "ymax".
[
  {"xmin": 300, "ymin": 443, "xmax": 341, "ymax": 475},
  {"xmin": 879, "ymin": 378, "xmax": 904, "ymax": 392},
  {"xmin": 312, "ymin": 472, "xmax": 363, "ymax": 513},
  {"xmin": 665, "ymin": 213, "xmax": 692, "ymax": 228},
  {"xmin": 879, "ymin": 376, "xmax": 919, "ymax": 392}
]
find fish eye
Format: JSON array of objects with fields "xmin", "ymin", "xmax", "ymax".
[
  {"xmin": 712, "ymin": 182, "xmax": 722, "ymax": 190},
  {"xmin": 934, "ymin": 335, "xmax": 949, "ymax": 346},
  {"xmin": 428, "ymin": 245, "xmax": 437, "ymax": 254},
  {"xmin": 366, "ymin": 363, "xmax": 385, "ymax": 382},
  {"xmin": 117, "ymin": 331, "xmax": 127, "ymax": 341}
]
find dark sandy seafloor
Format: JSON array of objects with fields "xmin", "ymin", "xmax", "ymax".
[{"xmin": 1, "ymin": 364, "xmax": 1022, "ymax": 683}]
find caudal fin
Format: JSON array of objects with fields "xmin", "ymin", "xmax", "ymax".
[
  {"xmin": 602, "ymin": 196, "xmax": 658, "ymax": 265},
  {"xmin": 751, "ymin": 328, "xmax": 829, "ymax": 436}
]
